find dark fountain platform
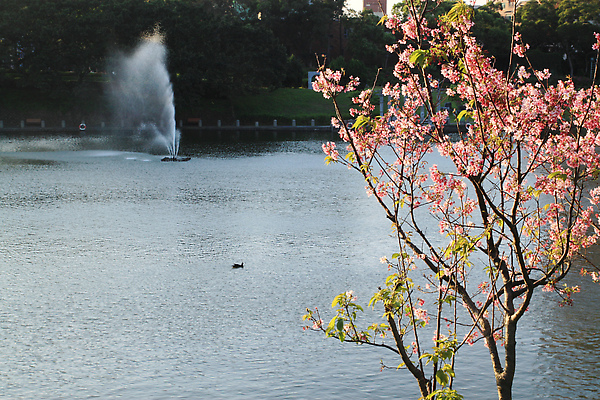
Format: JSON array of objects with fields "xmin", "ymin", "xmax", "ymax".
[{"xmin": 161, "ymin": 156, "xmax": 191, "ymax": 162}]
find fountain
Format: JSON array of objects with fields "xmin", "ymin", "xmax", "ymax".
[{"xmin": 108, "ymin": 30, "xmax": 188, "ymax": 161}]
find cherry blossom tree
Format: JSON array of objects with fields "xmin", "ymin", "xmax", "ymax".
[{"xmin": 303, "ymin": 1, "xmax": 600, "ymax": 399}]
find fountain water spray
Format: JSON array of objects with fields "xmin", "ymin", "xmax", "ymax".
[{"xmin": 108, "ymin": 30, "xmax": 182, "ymax": 159}]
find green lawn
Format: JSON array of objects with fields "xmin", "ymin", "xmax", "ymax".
[
  {"xmin": 188, "ymin": 88, "xmax": 354, "ymax": 126},
  {"xmin": 0, "ymin": 84, "xmax": 356, "ymax": 127}
]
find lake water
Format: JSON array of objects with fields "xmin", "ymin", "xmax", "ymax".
[{"xmin": 0, "ymin": 132, "xmax": 598, "ymax": 399}]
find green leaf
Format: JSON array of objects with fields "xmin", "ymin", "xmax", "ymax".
[
  {"xmin": 436, "ymin": 369, "xmax": 449, "ymax": 386},
  {"xmin": 456, "ymin": 109, "xmax": 471, "ymax": 122},
  {"xmin": 327, "ymin": 316, "xmax": 337, "ymax": 331},
  {"xmin": 331, "ymin": 293, "xmax": 344, "ymax": 308},
  {"xmin": 444, "ymin": 1, "xmax": 474, "ymax": 23},
  {"xmin": 526, "ymin": 185, "xmax": 543, "ymax": 198},
  {"xmin": 548, "ymin": 171, "xmax": 568, "ymax": 180},
  {"xmin": 409, "ymin": 49, "xmax": 430, "ymax": 67},
  {"xmin": 352, "ymin": 115, "xmax": 370, "ymax": 129},
  {"xmin": 442, "ymin": 364, "xmax": 455, "ymax": 378},
  {"xmin": 457, "ymin": 59, "xmax": 468, "ymax": 74},
  {"xmin": 438, "ymin": 295, "xmax": 456, "ymax": 305}
]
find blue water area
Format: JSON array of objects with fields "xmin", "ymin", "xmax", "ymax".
[{"xmin": 0, "ymin": 133, "xmax": 597, "ymax": 399}]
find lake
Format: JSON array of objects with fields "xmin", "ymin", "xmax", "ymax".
[{"xmin": 0, "ymin": 132, "xmax": 598, "ymax": 399}]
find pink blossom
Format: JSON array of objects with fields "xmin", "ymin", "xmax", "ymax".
[
  {"xmin": 517, "ymin": 66, "xmax": 530, "ymax": 81},
  {"xmin": 312, "ymin": 5, "xmax": 600, "ymax": 380},
  {"xmin": 513, "ymin": 33, "xmax": 530, "ymax": 57},
  {"xmin": 593, "ymin": 32, "xmax": 600, "ymax": 50},
  {"xmin": 542, "ymin": 284, "xmax": 555, "ymax": 292},
  {"xmin": 493, "ymin": 331, "xmax": 504, "ymax": 346},
  {"xmin": 322, "ymin": 141, "xmax": 339, "ymax": 161},
  {"xmin": 413, "ymin": 307, "xmax": 430, "ymax": 324},
  {"xmin": 465, "ymin": 331, "xmax": 479, "ymax": 346},
  {"xmin": 478, "ymin": 282, "xmax": 489, "ymax": 295},
  {"xmin": 312, "ymin": 69, "xmax": 344, "ymax": 99},
  {"xmin": 312, "ymin": 319, "xmax": 324, "ymax": 330},
  {"xmin": 535, "ymin": 69, "xmax": 552, "ymax": 81}
]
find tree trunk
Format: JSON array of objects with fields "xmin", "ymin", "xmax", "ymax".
[
  {"xmin": 494, "ymin": 319, "xmax": 517, "ymax": 400},
  {"xmin": 496, "ymin": 375, "xmax": 513, "ymax": 400}
]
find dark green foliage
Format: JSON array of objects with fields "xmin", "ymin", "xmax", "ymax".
[
  {"xmin": 2, "ymin": 0, "xmax": 597, "ymax": 110},
  {"xmin": 248, "ymin": 0, "xmax": 346, "ymax": 65},
  {"xmin": 471, "ymin": 2, "xmax": 512, "ymax": 70},
  {"xmin": 516, "ymin": 0, "xmax": 600, "ymax": 78},
  {"xmin": 283, "ymin": 54, "xmax": 305, "ymax": 88},
  {"xmin": 0, "ymin": 0, "xmax": 113, "ymax": 90},
  {"xmin": 163, "ymin": 4, "xmax": 288, "ymax": 104},
  {"xmin": 0, "ymin": 0, "xmax": 341, "ymax": 103},
  {"xmin": 516, "ymin": 0, "xmax": 559, "ymax": 50},
  {"xmin": 345, "ymin": 10, "xmax": 396, "ymax": 85}
]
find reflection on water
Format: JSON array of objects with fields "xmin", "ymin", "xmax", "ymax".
[
  {"xmin": 533, "ymin": 270, "xmax": 600, "ymax": 400},
  {"xmin": 0, "ymin": 133, "xmax": 598, "ymax": 399}
]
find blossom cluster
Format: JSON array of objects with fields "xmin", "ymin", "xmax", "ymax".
[
  {"xmin": 311, "ymin": 68, "xmax": 359, "ymax": 99},
  {"xmin": 310, "ymin": 3, "xmax": 600, "ymax": 397}
]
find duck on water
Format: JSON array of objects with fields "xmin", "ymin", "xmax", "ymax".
[{"xmin": 232, "ymin": 262, "xmax": 244, "ymax": 269}]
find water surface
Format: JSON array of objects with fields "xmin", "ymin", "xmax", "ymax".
[{"xmin": 0, "ymin": 133, "xmax": 597, "ymax": 399}]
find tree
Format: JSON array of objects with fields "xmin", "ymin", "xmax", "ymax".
[
  {"xmin": 391, "ymin": 1, "xmax": 512, "ymax": 73},
  {"xmin": 0, "ymin": 0, "xmax": 289, "ymax": 103},
  {"xmin": 0, "ymin": 0, "xmax": 112, "ymax": 90},
  {"xmin": 517, "ymin": 0, "xmax": 600, "ymax": 78},
  {"xmin": 304, "ymin": 1, "xmax": 600, "ymax": 399},
  {"xmin": 555, "ymin": 0, "xmax": 600, "ymax": 79},
  {"xmin": 249, "ymin": 0, "xmax": 346, "ymax": 65},
  {"xmin": 391, "ymin": 0, "xmax": 454, "ymax": 20},
  {"xmin": 557, "ymin": 0, "xmax": 600, "ymax": 25},
  {"xmin": 162, "ymin": 2, "xmax": 288, "ymax": 105},
  {"xmin": 328, "ymin": 9, "xmax": 397, "ymax": 86},
  {"xmin": 515, "ymin": 0, "xmax": 559, "ymax": 50},
  {"xmin": 471, "ymin": 1, "xmax": 512, "ymax": 70},
  {"xmin": 345, "ymin": 10, "xmax": 397, "ymax": 83}
]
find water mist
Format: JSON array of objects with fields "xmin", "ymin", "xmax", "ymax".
[{"xmin": 108, "ymin": 31, "xmax": 181, "ymax": 158}]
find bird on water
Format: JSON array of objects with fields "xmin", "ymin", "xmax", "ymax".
[{"xmin": 232, "ymin": 262, "xmax": 244, "ymax": 269}]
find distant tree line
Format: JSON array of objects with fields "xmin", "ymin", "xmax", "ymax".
[
  {"xmin": 0, "ymin": 0, "xmax": 598, "ymax": 108},
  {"xmin": 516, "ymin": 0, "xmax": 600, "ymax": 81},
  {"xmin": 0, "ymin": 0, "xmax": 347, "ymax": 107},
  {"xmin": 389, "ymin": 0, "xmax": 600, "ymax": 84}
]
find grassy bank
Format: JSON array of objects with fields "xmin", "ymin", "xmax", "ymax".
[
  {"xmin": 0, "ymin": 85, "xmax": 353, "ymax": 128},
  {"xmin": 0, "ymin": 84, "xmax": 109, "ymax": 127},
  {"xmin": 182, "ymin": 87, "xmax": 354, "ymax": 126}
]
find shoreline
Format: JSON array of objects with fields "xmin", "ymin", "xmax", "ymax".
[
  {"xmin": 0, "ymin": 125, "xmax": 339, "ymax": 143},
  {"xmin": 0, "ymin": 120, "xmax": 334, "ymax": 134},
  {"xmin": 0, "ymin": 120, "xmax": 467, "ymax": 137}
]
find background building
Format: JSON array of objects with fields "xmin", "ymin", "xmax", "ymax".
[
  {"xmin": 363, "ymin": 0, "xmax": 387, "ymax": 17},
  {"xmin": 496, "ymin": 0, "xmax": 518, "ymax": 19}
]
